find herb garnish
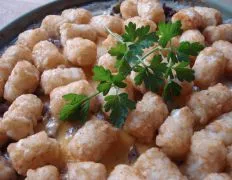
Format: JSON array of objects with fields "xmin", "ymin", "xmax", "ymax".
[{"xmin": 60, "ymin": 21, "xmax": 204, "ymax": 127}]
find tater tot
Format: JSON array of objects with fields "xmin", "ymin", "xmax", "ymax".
[
  {"xmin": 41, "ymin": 15, "xmax": 68, "ymax": 38},
  {"xmin": 25, "ymin": 165, "xmax": 60, "ymax": 180},
  {"xmin": 2, "ymin": 94, "xmax": 42, "ymax": 140},
  {"xmin": 179, "ymin": 30, "xmax": 205, "ymax": 45},
  {"xmin": 32, "ymin": 40, "xmax": 66, "ymax": 72},
  {"xmin": 212, "ymin": 40, "xmax": 232, "ymax": 76},
  {"xmin": 7, "ymin": 131, "xmax": 60, "ymax": 175},
  {"xmin": 41, "ymin": 67, "xmax": 86, "ymax": 95},
  {"xmin": 68, "ymin": 118, "xmax": 117, "ymax": 161},
  {"xmin": 172, "ymin": 8, "xmax": 203, "ymax": 30},
  {"xmin": 194, "ymin": 6, "xmax": 222, "ymax": 27},
  {"xmin": 203, "ymin": 24, "xmax": 232, "ymax": 44},
  {"xmin": 137, "ymin": 0, "xmax": 165, "ymax": 23},
  {"xmin": 156, "ymin": 107, "xmax": 195, "ymax": 159},
  {"xmin": 97, "ymin": 53, "xmax": 117, "ymax": 73},
  {"xmin": 0, "ymin": 44, "xmax": 32, "ymax": 84},
  {"xmin": 203, "ymin": 173, "xmax": 231, "ymax": 180},
  {"xmin": 17, "ymin": 28, "xmax": 49, "ymax": 49},
  {"xmin": 90, "ymin": 15, "xmax": 123, "ymax": 37},
  {"xmin": 181, "ymin": 131, "xmax": 227, "ymax": 180},
  {"xmin": 50, "ymin": 80, "xmax": 97, "ymax": 117},
  {"xmin": 134, "ymin": 148, "xmax": 187, "ymax": 180},
  {"xmin": 4, "ymin": 61, "xmax": 40, "ymax": 102},
  {"xmin": 120, "ymin": 0, "xmax": 138, "ymax": 20},
  {"xmin": 0, "ymin": 156, "xmax": 16, "ymax": 180},
  {"xmin": 187, "ymin": 83, "xmax": 232, "ymax": 125},
  {"xmin": 60, "ymin": 23, "xmax": 97, "ymax": 45},
  {"xmin": 124, "ymin": 16, "xmax": 157, "ymax": 32},
  {"xmin": 61, "ymin": 8, "xmax": 92, "ymax": 24},
  {"xmin": 64, "ymin": 37, "xmax": 97, "ymax": 67},
  {"xmin": 108, "ymin": 164, "xmax": 145, "ymax": 180},
  {"xmin": 67, "ymin": 162, "xmax": 107, "ymax": 180},
  {"xmin": 124, "ymin": 92, "xmax": 168, "ymax": 143},
  {"xmin": 102, "ymin": 35, "xmax": 117, "ymax": 50},
  {"xmin": 193, "ymin": 47, "xmax": 226, "ymax": 89},
  {"xmin": 204, "ymin": 111, "xmax": 232, "ymax": 146},
  {"xmin": 1, "ymin": 44, "xmax": 32, "ymax": 68}
]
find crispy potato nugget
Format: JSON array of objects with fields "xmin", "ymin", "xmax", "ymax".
[
  {"xmin": 134, "ymin": 148, "xmax": 187, "ymax": 180},
  {"xmin": 203, "ymin": 173, "xmax": 231, "ymax": 180},
  {"xmin": 90, "ymin": 15, "xmax": 123, "ymax": 37},
  {"xmin": 0, "ymin": 44, "xmax": 32, "ymax": 85},
  {"xmin": 64, "ymin": 37, "xmax": 97, "ymax": 67},
  {"xmin": 124, "ymin": 16, "xmax": 157, "ymax": 32},
  {"xmin": 205, "ymin": 111, "xmax": 232, "ymax": 146},
  {"xmin": 41, "ymin": 67, "xmax": 86, "ymax": 95},
  {"xmin": 2, "ymin": 94, "xmax": 42, "ymax": 140},
  {"xmin": 124, "ymin": 92, "xmax": 168, "ymax": 143},
  {"xmin": 67, "ymin": 162, "xmax": 106, "ymax": 180},
  {"xmin": 193, "ymin": 47, "xmax": 226, "ymax": 89},
  {"xmin": 4, "ymin": 61, "xmax": 39, "ymax": 102},
  {"xmin": 60, "ymin": 23, "xmax": 97, "ymax": 45},
  {"xmin": 137, "ymin": 0, "xmax": 165, "ymax": 23},
  {"xmin": 25, "ymin": 165, "xmax": 59, "ymax": 180},
  {"xmin": 172, "ymin": 8, "xmax": 203, "ymax": 30},
  {"xmin": 203, "ymin": 24, "xmax": 232, "ymax": 44},
  {"xmin": 108, "ymin": 164, "xmax": 145, "ymax": 180},
  {"xmin": 7, "ymin": 131, "xmax": 61, "ymax": 175},
  {"xmin": 187, "ymin": 83, "xmax": 232, "ymax": 125},
  {"xmin": 97, "ymin": 53, "xmax": 117, "ymax": 73},
  {"xmin": 17, "ymin": 28, "xmax": 49, "ymax": 49},
  {"xmin": 179, "ymin": 30, "xmax": 205, "ymax": 45},
  {"xmin": 120, "ymin": 0, "xmax": 138, "ymax": 20},
  {"xmin": 102, "ymin": 35, "xmax": 117, "ymax": 50},
  {"xmin": 68, "ymin": 118, "xmax": 117, "ymax": 161},
  {"xmin": 193, "ymin": 6, "xmax": 222, "ymax": 27},
  {"xmin": 41, "ymin": 15, "xmax": 68, "ymax": 38},
  {"xmin": 213, "ymin": 40, "xmax": 232, "ymax": 76},
  {"xmin": 50, "ymin": 80, "xmax": 97, "ymax": 117},
  {"xmin": 32, "ymin": 40, "xmax": 66, "ymax": 72},
  {"xmin": 181, "ymin": 131, "xmax": 227, "ymax": 180},
  {"xmin": 156, "ymin": 107, "xmax": 195, "ymax": 159},
  {"xmin": 61, "ymin": 8, "xmax": 92, "ymax": 24}
]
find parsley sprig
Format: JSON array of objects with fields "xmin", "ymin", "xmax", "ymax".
[
  {"xmin": 59, "ymin": 21, "xmax": 204, "ymax": 128},
  {"xmin": 108, "ymin": 21, "xmax": 203, "ymax": 101}
]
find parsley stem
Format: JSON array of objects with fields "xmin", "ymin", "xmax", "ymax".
[
  {"xmin": 141, "ymin": 47, "xmax": 160, "ymax": 61},
  {"xmin": 85, "ymin": 92, "xmax": 101, "ymax": 102},
  {"xmin": 105, "ymin": 27, "xmax": 123, "ymax": 43}
]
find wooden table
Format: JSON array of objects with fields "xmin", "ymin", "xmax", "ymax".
[{"xmin": 0, "ymin": 0, "xmax": 54, "ymax": 29}]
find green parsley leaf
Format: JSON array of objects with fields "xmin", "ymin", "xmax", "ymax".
[
  {"xmin": 134, "ymin": 65, "xmax": 164, "ymax": 92},
  {"xmin": 174, "ymin": 62, "xmax": 195, "ymax": 82},
  {"xmin": 104, "ymin": 93, "xmax": 136, "ymax": 128},
  {"xmin": 97, "ymin": 82, "xmax": 112, "ymax": 96},
  {"xmin": 150, "ymin": 55, "xmax": 168, "ymax": 75},
  {"xmin": 109, "ymin": 42, "xmax": 127, "ymax": 59},
  {"xmin": 115, "ymin": 59, "xmax": 132, "ymax": 76},
  {"xmin": 178, "ymin": 41, "xmax": 204, "ymax": 56},
  {"xmin": 162, "ymin": 81, "xmax": 182, "ymax": 101},
  {"xmin": 93, "ymin": 66, "xmax": 112, "ymax": 82},
  {"xmin": 156, "ymin": 21, "xmax": 182, "ymax": 48},
  {"xmin": 122, "ymin": 22, "xmax": 137, "ymax": 42},
  {"xmin": 60, "ymin": 94, "xmax": 90, "ymax": 123}
]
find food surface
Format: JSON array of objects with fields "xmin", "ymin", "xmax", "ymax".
[{"xmin": 0, "ymin": 0, "xmax": 232, "ymax": 179}]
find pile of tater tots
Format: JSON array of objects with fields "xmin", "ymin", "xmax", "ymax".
[{"xmin": 0, "ymin": 0, "xmax": 232, "ymax": 179}]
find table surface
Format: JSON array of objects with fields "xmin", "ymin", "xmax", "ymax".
[{"xmin": 0, "ymin": 0, "xmax": 54, "ymax": 29}]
